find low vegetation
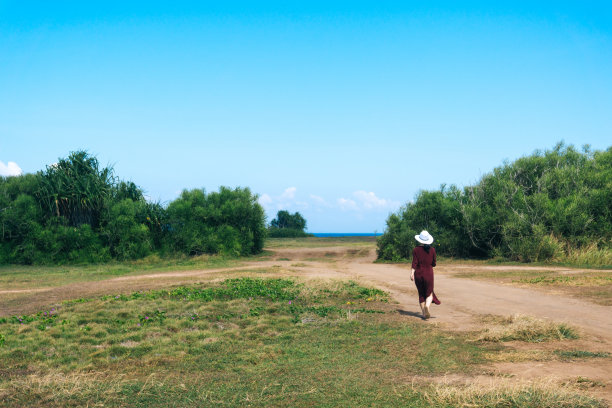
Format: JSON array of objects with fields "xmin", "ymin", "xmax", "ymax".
[
  {"xmin": 0, "ymin": 150, "xmax": 266, "ymax": 264},
  {"xmin": 0, "ymin": 277, "xmax": 603, "ymax": 407},
  {"xmin": 419, "ymin": 382, "xmax": 604, "ymax": 408},
  {"xmin": 377, "ymin": 143, "xmax": 612, "ymax": 266},
  {"xmin": 474, "ymin": 314, "xmax": 578, "ymax": 343},
  {"xmin": 265, "ymin": 235, "xmax": 376, "ymax": 249},
  {"xmin": 554, "ymin": 350, "xmax": 610, "ymax": 360}
]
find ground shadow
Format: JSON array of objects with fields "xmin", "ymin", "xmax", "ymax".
[{"xmin": 397, "ymin": 309, "xmax": 426, "ymax": 320}]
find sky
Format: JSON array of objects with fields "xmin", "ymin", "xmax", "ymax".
[{"xmin": 1, "ymin": 1, "xmax": 611, "ymax": 232}]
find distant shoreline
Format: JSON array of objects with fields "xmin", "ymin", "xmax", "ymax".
[{"xmin": 311, "ymin": 233, "xmax": 380, "ymax": 237}]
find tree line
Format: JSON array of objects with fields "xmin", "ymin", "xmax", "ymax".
[
  {"xmin": 377, "ymin": 143, "xmax": 612, "ymax": 264},
  {"xmin": 0, "ymin": 151, "xmax": 266, "ymax": 264}
]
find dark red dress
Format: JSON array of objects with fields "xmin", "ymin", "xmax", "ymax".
[{"xmin": 411, "ymin": 246, "xmax": 441, "ymax": 304}]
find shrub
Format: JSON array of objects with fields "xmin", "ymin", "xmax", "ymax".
[
  {"xmin": 0, "ymin": 151, "xmax": 267, "ymax": 264},
  {"xmin": 101, "ymin": 199, "xmax": 152, "ymax": 260},
  {"xmin": 165, "ymin": 187, "xmax": 266, "ymax": 256},
  {"xmin": 378, "ymin": 143, "xmax": 612, "ymax": 263}
]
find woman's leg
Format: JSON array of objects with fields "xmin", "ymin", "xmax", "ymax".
[{"xmin": 425, "ymin": 294, "xmax": 433, "ymax": 308}]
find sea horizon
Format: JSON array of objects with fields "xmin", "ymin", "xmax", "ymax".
[{"xmin": 311, "ymin": 233, "xmax": 380, "ymax": 237}]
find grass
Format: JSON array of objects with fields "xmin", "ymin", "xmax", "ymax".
[
  {"xmin": 419, "ymin": 381, "xmax": 604, "ymax": 408},
  {"xmin": 483, "ymin": 348, "xmax": 611, "ymax": 364},
  {"xmin": 554, "ymin": 350, "xmax": 611, "ymax": 360},
  {"xmin": 265, "ymin": 236, "xmax": 376, "ymax": 249},
  {"xmin": 562, "ymin": 244, "xmax": 612, "ymax": 268},
  {"xmin": 0, "ymin": 277, "xmax": 602, "ymax": 407},
  {"xmin": 517, "ymin": 274, "xmax": 612, "ymax": 286},
  {"xmin": 474, "ymin": 315, "xmax": 579, "ymax": 343},
  {"xmin": 0, "ymin": 254, "xmax": 240, "ymax": 291}
]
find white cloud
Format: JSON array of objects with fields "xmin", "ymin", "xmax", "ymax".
[
  {"xmin": 309, "ymin": 194, "xmax": 329, "ymax": 207},
  {"xmin": 280, "ymin": 187, "xmax": 297, "ymax": 199},
  {"xmin": 337, "ymin": 197, "xmax": 358, "ymax": 211},
  {"xmin": 337, "ymin": 191, "xmax": 400, "ymax": 212},
  {"xmin": 259, "ymin": 187, "xmax": 305, "ymax": 213},
  {"xmin": 353, "ymin": 190, "xmax": 399, "ymax": 209},
  {"xmin": 258, "ymin": 193, "xmax": 273, "ymax": 206},
  {"xmin": 0, "ymin": 161, "xmax": 22, "ymax": 177}
]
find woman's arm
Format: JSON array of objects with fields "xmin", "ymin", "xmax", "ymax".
[{"xmin": 411, "ymin": 247, "xmax": 418, "ymax": 281}]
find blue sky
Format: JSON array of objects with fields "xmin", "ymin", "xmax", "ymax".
[{"xmin": 1, "ymin": 1, "xmax": 611, "ymax": 232}]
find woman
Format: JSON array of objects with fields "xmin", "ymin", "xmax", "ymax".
[{"xmin": 410, "ymin": 230, "xmax": 440, "ymax": 319}]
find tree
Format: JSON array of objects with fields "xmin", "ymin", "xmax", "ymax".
[
  {"xmin": 270, "ymin": 210, "xmax": 306, "ymax": 231},
  {"xmin": 36, "ymin": 150, "xmax": 115, "ymax": 228},
  {"xmin": 268, "ymin": 211, "xmax": 310, "ymax": 238}
]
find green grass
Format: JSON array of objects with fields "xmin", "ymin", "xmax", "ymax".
[
  {"xmin": 517, "ymin": 275, "xmax": 612, "ymax": 286},
  {"xmin": 264, "ymin": 236, "xmax": 377, "ymax": 249},
  {"xmin": 0, "ymin": 278, "xmax": 603, "ymax": 407},
  {"xmin": 554, "ymin": 350, "xmax": 611, "ymax": 360}
]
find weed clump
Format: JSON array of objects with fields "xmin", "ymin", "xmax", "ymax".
[
  {"xmin": 420, "ymin": 382, "xmax": 605, "ymax": 408},
  {"xmin": 475, "ymin": 315, "xmax": 578, "ymax": 342},
  {"xmin": 554, "ymin": 350, "xmax": 610, "ymax": 360}
]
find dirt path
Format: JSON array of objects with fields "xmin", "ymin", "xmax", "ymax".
[{"xmin": 2, "ymin": 245, "xmax": 611, "ymax": 402}]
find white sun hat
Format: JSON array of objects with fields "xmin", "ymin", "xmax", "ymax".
[{"xmin": 415, "ymin": 230, "xmax": 434, "ymax": 245}]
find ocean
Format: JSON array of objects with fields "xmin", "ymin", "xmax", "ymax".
[{"xmin": 311, "ymin": 233, "xmax": 380, "ymax": 237}]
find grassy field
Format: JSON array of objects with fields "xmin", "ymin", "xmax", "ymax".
[
  {"xmin": 0, "ymin": 237, "xmax": 609, "ymax": 407},
  {"xmin": 265, "ymin": 236, "xmax": 376, "ymax": 248},
  {"xmin": 0, "ymin": 255, "xmax": 240, "ymax": 291},
  {"xmin": 0, "ymin": 275, "xmax": 606, "ymax": 407}
]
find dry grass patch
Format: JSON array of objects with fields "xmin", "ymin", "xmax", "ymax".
[
  {"xmin": 563, "ymin": 244, "xmax": 612, "ymax": 267},
  {"xmin": 474, "ymin": 314, "xmax": 578, "ymax": 343},
  {"xmin": 569, "ymin": 377, "xmax": 608, "ymax": 390},
  {"xmin": 483, "ymin": 348, "xmax": 554, "ymax": 363},
  {"xmin": 418, "ymin": 380, "xmax": 605, "ymax": 408},
  {"xmin": 264, "ymin": 236, "xmax": 376, "ymax": 249}
]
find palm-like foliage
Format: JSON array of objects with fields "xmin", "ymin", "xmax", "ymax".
[{"xmin": 36, "ymin": 151, "xmax": 115, "ymax": 227}]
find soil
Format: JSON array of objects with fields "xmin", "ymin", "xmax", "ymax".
[{"xmin": 1, "ymin": 245, "xmax": 611, "ymax": 403}]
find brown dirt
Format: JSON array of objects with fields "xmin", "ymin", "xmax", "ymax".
[{"xmin": 2, "ymin": 245, "xmax": 611, "ymax": 403}]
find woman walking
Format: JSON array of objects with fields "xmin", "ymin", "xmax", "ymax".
[{"xmin": 410, "ymin": 230, "xmax": 440, "ymax": 319}]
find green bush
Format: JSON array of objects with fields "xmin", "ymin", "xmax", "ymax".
[
  {"xmin": 165, "ymin": 187, "xmax": 266, "ymax": 256},
  {"xmin": 378, "ymin": 143, "xmax": 612, "ymax": 263},
  {"xmin": 101, "ymin": 199, "xmax": 152, "ymax": 260},
  {"xmin": 0, "ymin": 151, "xmax": 267, "ymax": 264}
]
